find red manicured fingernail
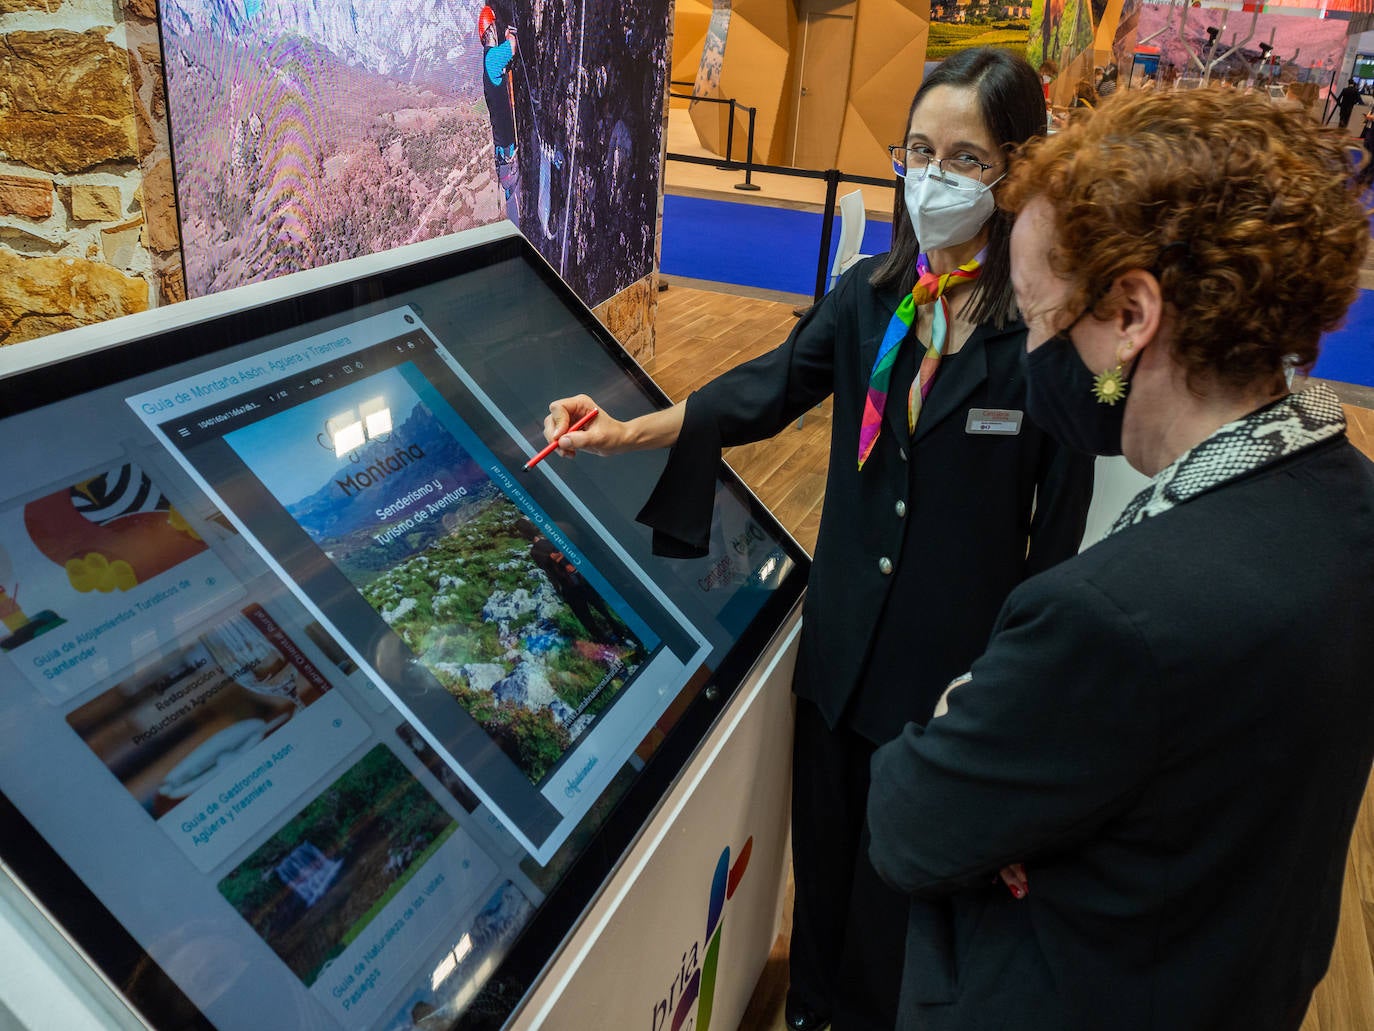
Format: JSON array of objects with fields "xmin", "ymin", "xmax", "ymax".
[{"xmin": 1009, "ymin": 883, "xmax": 1025, "ymax": 899}]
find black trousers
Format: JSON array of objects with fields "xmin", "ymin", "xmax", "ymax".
[{"xmin": 789, "ymin": 697, "xmax": 907, "ymax": 1031}]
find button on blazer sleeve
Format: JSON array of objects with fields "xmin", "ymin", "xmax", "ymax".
[
  {"xmin": 637, "ymin": 274, "xmax": 851, "ymax": 556},
  {"xmin": 867, "ymin": 575, "xmax": 1159, "ymax": 898}
]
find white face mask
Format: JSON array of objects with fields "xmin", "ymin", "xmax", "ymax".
[{"xmin": 903, "ymin": 169, "xmax": 1002, "ymax": 252}]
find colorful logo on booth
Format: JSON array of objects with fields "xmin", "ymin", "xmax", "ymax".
[{"xmin": 650, "ymin": 836, "xmax": 753, "ymax": 1031}]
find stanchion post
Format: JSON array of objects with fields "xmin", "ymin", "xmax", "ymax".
[
  {"xmin": 720, "ymin": 99, "xmax": 737, "ymax": 168},
  {"xmin": 734, "ymin": 106, "xmax": 761, "ymax": 191},
  {"xmin": 812, "ymin": 170, "xmax": 840, "ymax": 303}
]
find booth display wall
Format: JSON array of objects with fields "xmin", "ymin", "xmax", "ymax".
[
  {"xmin": 672, "ymin": 0, "xmax": 713, "ymax": 93},
  {"xmin": 0, "ymin": 0, "xmax": 185, "ymax": 346},
  {"xmin": 1132, "ymin": 1, "xmax": 1352, "ymax": 90},
  {"xmin": 158, "ymin": 0, "xmax": 671, "ymax": 312},
  {"xmin": 688, "ymin": 0, "xmax": 796, "ymax": 165},
  {"xmin": 158, "ymin": 0, "xmax": 506, "ymax": 299},
  {"xmin": 831, "ymin": 0, "xmax": 932, "ymax": 180},
  {"xmin": 926, "ymin": 0, "xmax": 1030, "ymax": 61},
  {"xmin": 1028, "ymin": 0, "xmax": 1097, "ymax": 105},
  {"xmin": 501, "ymin": 0, "xmax": 673, "ymax": 308},
  {"xmin": 683, "ymin": 0, "xmax": 931, "ymax": 178},
  {"xmin": 1, "ymin": 0, "xmax": 666, "ymax": 361},
  {"xmin": 1112, "ymin": 0, "xmax": 1143, "ymax": 75}
]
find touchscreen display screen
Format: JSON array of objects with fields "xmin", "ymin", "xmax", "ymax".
[{"xmin": 0, "ymin": 230, "xmax": 806, "ymax": 1030}]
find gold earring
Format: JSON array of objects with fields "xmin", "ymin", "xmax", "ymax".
[
  {"xmin": 1092, "ymin": 365, "xmax": 1127, "ymax": 405},
  {"xmin": 1092, "ymin": 341, "xmax": 1132, "ymax": 405}
]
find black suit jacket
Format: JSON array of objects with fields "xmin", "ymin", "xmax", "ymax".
[
  {"xmin": 868, "ymin": 436, "xmax": 1374, "ymax": 1029},
  {"xmin": 640, "ymin": 257, "xmax": 1094, "ymax": 741}
]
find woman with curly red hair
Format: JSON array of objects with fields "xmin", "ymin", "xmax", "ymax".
[{"xmin": 869, "ymin": 87, "xmax": 1374, "ymax": 1030}]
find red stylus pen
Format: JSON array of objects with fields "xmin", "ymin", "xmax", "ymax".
[{"xmin": 523, "ymin": 408, "xmax": 599, "ymax": 471}]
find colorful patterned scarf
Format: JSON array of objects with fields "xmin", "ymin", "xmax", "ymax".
[{"xmin": 857, "ymin": 251, "xmax": 983, "ymax": 469}]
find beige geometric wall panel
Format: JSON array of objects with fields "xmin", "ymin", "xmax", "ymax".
[
  {"xmin": 1050, "ymin": 48, "xmax": 1093, "ymax": 106},
  {"xmin": 691, "ymin": 0, "xmax": 798, "ymax": 163},
  {"xmin": 673, "ymin": 0, "xmax": 712, "ymax": 97},
  {"xmin": 1093, "ymin": 0, "xmax": 1126, "ymax": 70},
  {"xmin": 835, "ymin": 0, "xmax": 930, "ymax": 179}
]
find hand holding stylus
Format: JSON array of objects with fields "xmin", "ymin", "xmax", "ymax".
[
  {"xmin": 542, "ymin": 395, "xmax": 625, "ymax": 458},
  {"xmin": 542, "ymin": 393, "xmax": 688, "ymax": 459},
  {"xmin": 526, "ymin": 406, "xmax": 599, "ymax": 470}
]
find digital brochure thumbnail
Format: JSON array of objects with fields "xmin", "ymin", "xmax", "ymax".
[
  {"xmin": 217, "ymin": 744, "xmax": 456, "ymax": 988},
  {"xmin": 0, "ymin": 462, "xmax": 206, "ymax": 651},
  {"xmin": 67, "ymin": 603, "xmax": 333, "ymax": 818},
  {"xmin": 223, "ymin": 365, "xmax": 655, "ymax": 785},
  {"xmin": 383, "ymin": 880, "xmax": 537, "ymax": 1031},
  {"xmin": 0, "ymin": 460, "xmax": 242, "ymax": 701}
]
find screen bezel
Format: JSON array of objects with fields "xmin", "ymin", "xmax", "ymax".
[{"xmin": 0, "ymin": 227, "xmax": 809, "ymax": 1030}]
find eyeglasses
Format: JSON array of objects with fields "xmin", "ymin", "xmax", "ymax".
[{"xmin": 889, "ymin": 145, "xmax": 998, "ymax": 189}]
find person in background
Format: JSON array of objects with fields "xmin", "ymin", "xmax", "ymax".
[
  {"xmin": 868, "ymin": 85, "xmax": 1374, "ymax": 1031},
  {"xmin": 1073, "ymin": 76, "xmax": 1096, "ymax": 109},
  {"xmin": 1038, "ymin": 58, "xmax": 1058, "ymax": 107},
  {"xmin": 541, "ymin": 47, "xmax": 1093, "ymax": 1031},
  {"xmin": 1357, "ymin": 109, "xmax": 1374, "ymax": 188},
  {"xmin": 1096, "ymin": 62, "xmax": 1118, "ymax": 100},
  {"xmin": 478, "ymin": 4, "xmax": 521, "ymax": 220},
  {"xmin": 1337, "ymin": 77, "xmax": 1365, "ymax": 130}
]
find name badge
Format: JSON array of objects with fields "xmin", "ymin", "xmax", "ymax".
[{"xmin": 965, "ymin": 408, "xmax": 1023, "ymax": 435}]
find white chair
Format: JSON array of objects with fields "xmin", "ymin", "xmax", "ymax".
[{"xmin": 828, "ymin": 189, "xmax": 871, "ymax": 291}]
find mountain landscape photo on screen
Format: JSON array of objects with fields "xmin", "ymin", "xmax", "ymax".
[
  {"xmin": 222, "ymin": 366, "xmax": 651, "ymax": 785},
  {"xmin": 159, "ymin": 0, "xmax": 503, "ymax": 297}
]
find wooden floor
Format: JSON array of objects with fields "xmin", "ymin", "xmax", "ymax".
[
  {"xmin": 647, "ymin": 282, "xmax": 832, "ymax": 554},
  {"xmin": 649, "ymin": 280, "xmax": 1374, "ymax": 1031}
]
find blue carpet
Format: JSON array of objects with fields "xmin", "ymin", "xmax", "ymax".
[
  {"xmin": 1315, "ymin": 288, "xmax": 1374, "ymax": 389},
  {"xmin": 661, "ymin": 194, "xmax": 891, "ymax": 297},
  {"xmin": 662, "ymin": 194, "xmax": 1374, "ymax": 390}
]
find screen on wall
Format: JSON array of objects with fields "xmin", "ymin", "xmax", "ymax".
[
  {"xmin": 157, "ymin": 0, "xmax": 670, "ymax": 307},
  {"xmin": 0, "ymin": 227, "xmax": 806, "ymax": 1030}
]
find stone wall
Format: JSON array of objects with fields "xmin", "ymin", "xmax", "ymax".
[
  {"xmin": 592, "ymin": 275, "xmax": 657, "ymax": 364},
  {"xmin": 0, "ymin": 0, "xmax": 182, "ymax": 346}
]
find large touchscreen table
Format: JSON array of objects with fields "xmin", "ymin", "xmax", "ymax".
[{"xmin": 0, "ymin": 225, "xmax": 806, "ymax": 1030}]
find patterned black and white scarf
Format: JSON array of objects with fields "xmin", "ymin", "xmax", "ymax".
[{"xmin": 1107, "ymin": 382, "xmax": 1347, "ymax": 536}]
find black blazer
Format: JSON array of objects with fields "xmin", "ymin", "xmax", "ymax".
[
  {"xmin": 640, "ymin": 257, "xmax": 1093, "ymax": 741},
  {"xmin": 868, "ymin": 436, "xmax": 1374, "ymax": 1030}
]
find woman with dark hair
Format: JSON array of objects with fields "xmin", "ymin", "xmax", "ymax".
[
  {"xmin": 869, "ymin": 86, "xmax": 1374, "ymax": 1030},
  {"xmin": 542, "ymin": 47, "xmax": 1093, "ymax": 1030}
]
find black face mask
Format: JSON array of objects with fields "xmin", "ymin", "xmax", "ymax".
[{"xmin": 1019, "ymin": 316, "xmax": 1132, "ymax": 457}]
